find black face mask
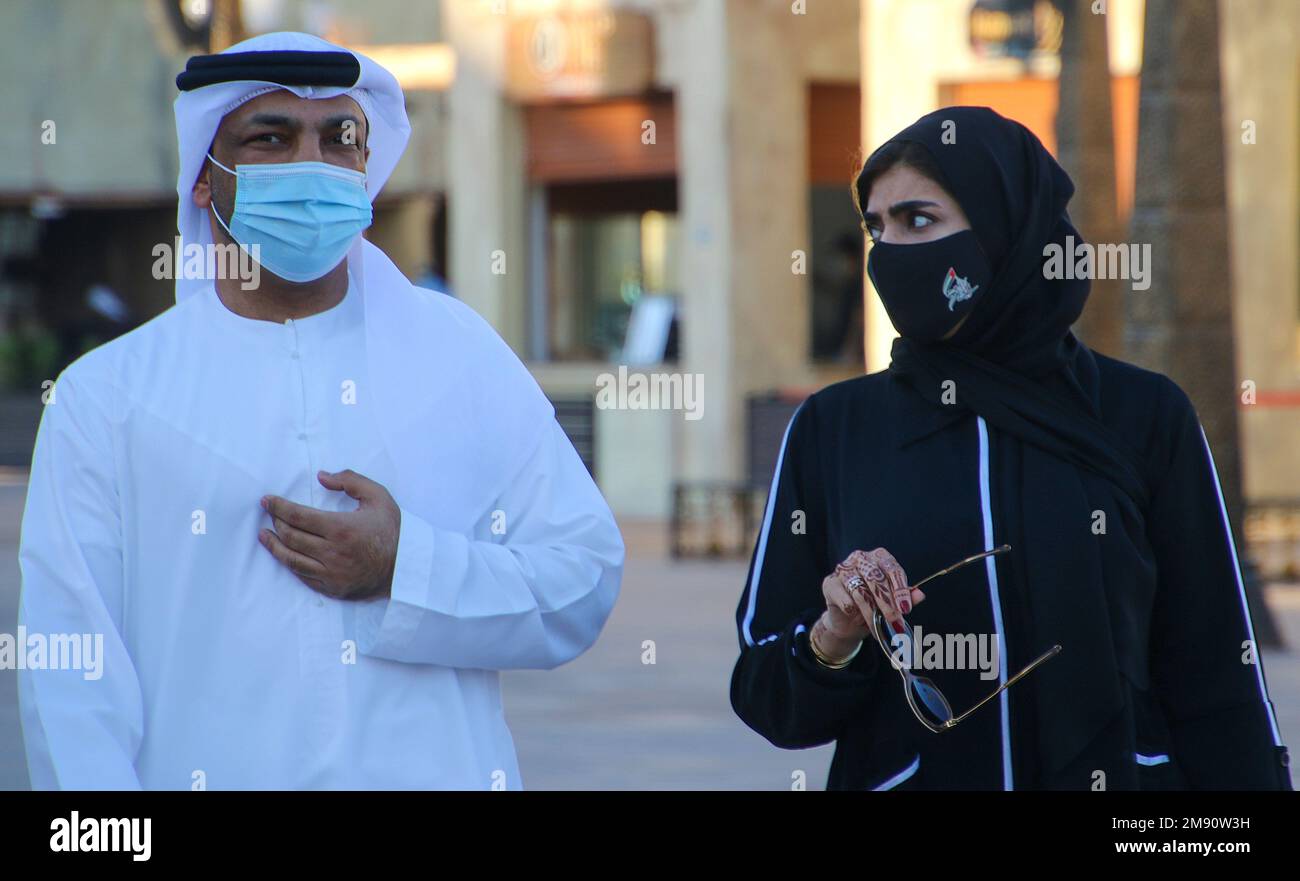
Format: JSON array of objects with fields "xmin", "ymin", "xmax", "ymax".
[{"xmin": 867, "ymin": 229, "xmax": 992, "ymax": 342}]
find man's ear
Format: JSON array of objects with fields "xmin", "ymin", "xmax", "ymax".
[{"xmin": 191, "ymin": 164, "xmax": 212, "ymax": 209}]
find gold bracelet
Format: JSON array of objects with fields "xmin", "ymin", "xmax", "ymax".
[{"xmin": 809, "ymin": 622, "xmax": 862, "ymax": 669}]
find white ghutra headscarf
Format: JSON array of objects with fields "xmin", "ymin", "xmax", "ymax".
[{"xmin": 171, "ymin": 31, "xmax": 555, "ymax": 530}]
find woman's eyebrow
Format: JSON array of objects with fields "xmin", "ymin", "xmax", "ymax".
[{"xmin": 886, "ymin": 199, "xmax": 940, "ymax": 216}]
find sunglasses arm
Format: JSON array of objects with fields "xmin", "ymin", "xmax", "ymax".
[
  {"xmin": 944, "ymin": 645, "xmax": 1063, "ymax": 730},
  {"xmin": 910, "ymin": 544, "xmax": 1012, "ymax": 592}
]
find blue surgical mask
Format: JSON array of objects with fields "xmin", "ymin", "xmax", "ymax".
[{"xmin": 206, "ymin": 153, "xmax": 372, "ymax": 283}]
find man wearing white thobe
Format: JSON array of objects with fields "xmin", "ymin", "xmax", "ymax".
[{"xmin": 17, "ymin": 32, "xmax": 624, "ymax": 790}]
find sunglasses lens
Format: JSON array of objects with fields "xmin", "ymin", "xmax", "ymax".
[
  {"xmin": 874, "ymin": 615, "xmax": 911, "ymax": 665},
  {"xmin": 910, "ymin": 676, "xmax": 953, "ymax": 726}
]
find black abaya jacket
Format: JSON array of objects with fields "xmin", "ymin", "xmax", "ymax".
[{"xmin": 730, "ymin": 354, "xmax": 1292, "ymax": 791}]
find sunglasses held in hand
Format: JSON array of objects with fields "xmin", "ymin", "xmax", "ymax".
[{"xmin": 845, "ymin": 544, "xmax": 1061, "ymax": 733}]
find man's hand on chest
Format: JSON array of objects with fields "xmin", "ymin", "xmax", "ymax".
[{"xmin": 258, "ymin": 468, "xmax": 399, "ymax": 601}]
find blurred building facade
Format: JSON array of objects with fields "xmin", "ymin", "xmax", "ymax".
[
  {"xmin": 436, "ymin": 0, "xmax": 1300, "ymax": 541},
  {"xmin": 0, "ymin": 0, "xmax": 446, "ymax": 331},
  {"xmin": 0, "ymin": 0, "xmax": 1297, "ymax": 550}
]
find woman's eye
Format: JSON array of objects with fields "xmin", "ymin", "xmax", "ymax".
[
  {"xmin": 252, "ymin": 133, "xmax": 284, "ymax": 144},
  {"xmin": 909, "ymin": 213, "xmax": 934, "ymax": 230}
]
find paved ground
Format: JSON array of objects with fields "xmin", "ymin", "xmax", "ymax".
[
  {"xmin": 1, "ymin": 472, "xmax": 1295, "ymax": 790},
  {"xmin": 500, "ymin": 521, "xmax": 833, "ymax": 790}
]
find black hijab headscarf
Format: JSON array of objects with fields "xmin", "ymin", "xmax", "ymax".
[{"xmin": 859, "ymin": 106, "xmax": 1156, "ymax": 784}]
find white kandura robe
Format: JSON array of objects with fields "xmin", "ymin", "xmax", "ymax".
[{"xmin": 17, "ymin": 273, "xmax": 624, "ymax": 790}]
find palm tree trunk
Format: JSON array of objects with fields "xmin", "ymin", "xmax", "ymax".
[
  {"xmin": 1056, "ymin": 0, "xmax": 1124, "ymax": 358},
  {"xmin": 1127, "ymin": 0, "xmax": 1282, "ymax": 646}
]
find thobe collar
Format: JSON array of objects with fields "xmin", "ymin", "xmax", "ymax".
[
  {"xmin": 886, "ymin": 370, "xmax": 969, "ymax": 449},
  {"xmin": 201, "ymin": 270, "xmax": 362, "ymax": 344}
]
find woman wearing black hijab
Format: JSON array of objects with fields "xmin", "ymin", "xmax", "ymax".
[{"xmin": 730, "ymin": 106, "xmax": 1291, "ymax": 790}]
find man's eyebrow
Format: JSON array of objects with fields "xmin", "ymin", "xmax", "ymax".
[
  {"xmin": 232, "ymin": 112, "xmax": 366, "ymax": 143},
  {"xmin": 242, "ymin": 113, "xmax": 299, "ymax": 129},
  {"xmin": 321, "ymin": 114, "xmax": 363, "ymax": 129}
]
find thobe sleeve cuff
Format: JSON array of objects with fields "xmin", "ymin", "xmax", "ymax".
[
  {"xmin": 352, "ymin": 419, "xmax": 620, "ymax": 669},
  {"xmin": 356, "ymin": 505, "xmax": 436, "ymax": 655}
]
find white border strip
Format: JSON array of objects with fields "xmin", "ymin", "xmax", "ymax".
[
  {"xmin": 872, "ymin": 754, "xmax": 921, "ymax": 790},
  {"xmin": 741, "ymin": 404, "xmax": 803, "ymax": 647},
  {"xmin": 1199, "ymin": 425, "xmax": 1284, "ymax": 745},
  {"xmin": 977, "ymin": 416, "xmax": 1014, "ymax": 790}
]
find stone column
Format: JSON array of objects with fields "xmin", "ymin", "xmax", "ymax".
[
  {"xmin": 441, "ymin": 0, "xmax": 527, "ymax": 350},
  {"xmin": 674, "ymin": 0, "xmax": 813, "ymax": 483},
  {"xmin": 673, "ymin": 0, "xmax": 734, "ymax": 483}
]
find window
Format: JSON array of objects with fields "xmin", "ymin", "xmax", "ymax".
[{"xmin": 545, "ymin": 181, "xmax": 679, "ymax": 361}]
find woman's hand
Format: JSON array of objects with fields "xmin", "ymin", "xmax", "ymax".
[{"xmin": 812, "ymin": 548, "xmax": 926, "ymax": 664}]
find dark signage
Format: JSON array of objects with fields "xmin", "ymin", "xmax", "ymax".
[{"xmin": 969, "ymin": 0, "xmax": 1064, "ymax": 59}]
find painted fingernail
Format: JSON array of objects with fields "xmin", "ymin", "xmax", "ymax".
[
  {"xmin": 260, "ymin": 497, "xmax": 268, "ymax": 510},
  {"xmin": 900, "ymin": 598, "xmax": 911, "ymax": 615}
]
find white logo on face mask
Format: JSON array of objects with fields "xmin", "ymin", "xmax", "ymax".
[{"xmin": 942, "ymin": 267, "xmax": 979, "ymax": 311}]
